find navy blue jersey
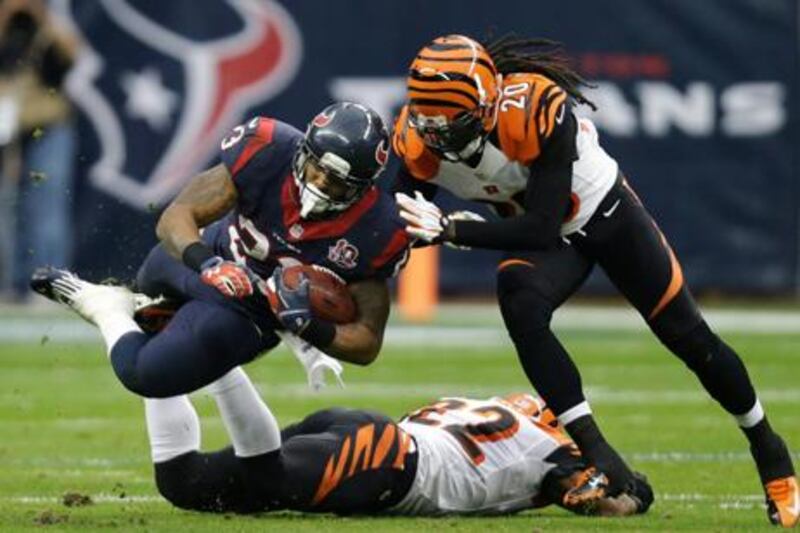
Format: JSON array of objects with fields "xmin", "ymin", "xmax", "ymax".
[{"xmin": 213, "ymin": 116, "xmax": 410, "ymax": 283}]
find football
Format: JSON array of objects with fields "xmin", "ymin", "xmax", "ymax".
[{"xmin": 270, "ymin": 264, "xmax": 357, "ymax": 324}]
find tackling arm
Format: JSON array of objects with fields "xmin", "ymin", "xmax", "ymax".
[{"xmin": 443, "ymin": 111, "xmax": 578, "ymax": 251}]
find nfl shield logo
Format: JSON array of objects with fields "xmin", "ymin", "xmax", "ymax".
[{"xmin": 289, "ymin": 223, "xmax": 304, "ymax": 239}]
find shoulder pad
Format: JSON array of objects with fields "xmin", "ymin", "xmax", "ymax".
[{"xmin": 497, "ymin": 74, "xmax": 568, "ymax": 165}]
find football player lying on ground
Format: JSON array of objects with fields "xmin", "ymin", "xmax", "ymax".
[
  {"xmin": 30, "ymin": 102, "xmax": 410, "ymax": 398},
  {"xmin": 142, "ymin": 366, "xmax": 652, "ymax": 516}
]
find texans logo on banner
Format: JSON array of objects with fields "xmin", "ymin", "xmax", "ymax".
[{"xmin": 65, "ymin": 0, "xmax": 301, "ymax": 210}]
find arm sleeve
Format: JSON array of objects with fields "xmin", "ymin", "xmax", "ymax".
[{"xmin": 447, "ymin": 109, "xmax": 578, "ymax": 251}]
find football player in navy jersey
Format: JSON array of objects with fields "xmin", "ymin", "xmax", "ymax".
[{"xmin": 31, "ymin": 102, "xmax": 411, "ymax": 398}]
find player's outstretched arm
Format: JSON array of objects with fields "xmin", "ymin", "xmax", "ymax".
[
  {"xmin": 156, "ymin": 163, "xmax": 238, "ymax": 261},
  {"xmin": 322, "ymin": 279, "xmax": 389, "ymax": 365}
]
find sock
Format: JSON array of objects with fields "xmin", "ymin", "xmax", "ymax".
[
  {"xmin": 145, "ymin": 396, "xmax": 201, "ymax": 463},
  {"xmin": 95, "ymin": 312, "xmax": 142, "ymax": 357},
  {"xmin": 740, "ymin": 410, "xmax": 795, "ymax": 483},
  {"xmin": 558, "ymin": 401, "xmax": 593, "ymax": 427},
  {"xmin": 207, "ymin": 367, "xmax": 281, "ymax": 457}
]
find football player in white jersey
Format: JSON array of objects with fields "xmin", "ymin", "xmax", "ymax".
[
  {"xmin": 392, "ymin": 34, "xmax": 797, "ymax": 527},
  {"xmin": 142, "ymin": 366, "xmax": 650, "ymax": 517}
]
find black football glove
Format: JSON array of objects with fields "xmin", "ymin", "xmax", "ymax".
[
  {"xmin": 268, "ymin": 266, "xmax": 313, "ymax": 334},
  {"xmin": 624, "ymin": 471, "xmax": 654, "ymax": 514}
]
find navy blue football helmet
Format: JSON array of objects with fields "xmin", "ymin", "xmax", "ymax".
[{"xmin": 293, "ymin": 102, "xmax": 389, "ymax": 218}]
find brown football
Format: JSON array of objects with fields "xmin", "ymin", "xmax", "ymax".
[{"xmin": 278, "ymin": 264, "xmax": 357, "ymax": 324}]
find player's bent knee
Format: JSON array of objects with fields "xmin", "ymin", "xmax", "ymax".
[
  {"xmin": 496, "ymin": 266, "xmax": 554, "ymax": 332},
  {"xmin": 109, "ymin": 332, "xmax": 152, "ymax": 397},
  {"xmin": 153, "ymin": 453, "xmax": 206, "ymax": 511}
]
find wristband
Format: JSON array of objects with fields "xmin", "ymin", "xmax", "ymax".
[
  {"xmin": 298, "ymin": 318, "xmax": 336, "ymax": 348},
  {"xmin": 182, "ymin": 242, "xmax": 216, "ymax": 272}
]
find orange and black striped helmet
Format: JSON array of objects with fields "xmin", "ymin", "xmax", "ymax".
[{"xmin": 407, "ymin": 35, "xmax": 500, "ymax": 158}]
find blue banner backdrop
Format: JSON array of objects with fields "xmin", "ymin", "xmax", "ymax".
[{"xmin": 63, "ymin": 0, "xmax": 799, "ymax": 294}]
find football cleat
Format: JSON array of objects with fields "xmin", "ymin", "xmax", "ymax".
[
  {"xmin": 30, "ymin": 267, "xmax": 134, "ymax": 323},
  {"xmin": 133, "ymin": 294, "xmax": 181, "ymax": 334},
  {"xmin": 765, "ymin": 475, "xmax": 800, "ymax": 527},
  {"xmin": 562, "ymin": 467, "xmax": 609, "ymax": 515}
]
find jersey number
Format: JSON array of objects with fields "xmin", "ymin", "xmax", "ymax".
[
  {"xmin": 405, "ymin": 399, "xmax": 520, "ymax": 465},
  {"xmin": 220, "ymin": 117, "xmax": 261, "ymax": 150},
  {"xmin": 228, "ymin": 214, "xmax": 271, "ymax": 262},
  {"xmin": 499, "ymin": 82, "xmax": 531, "ymax": 112}
]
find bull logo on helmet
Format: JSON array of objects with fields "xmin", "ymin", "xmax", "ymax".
[
  {"xmin": 65, "ymin": 0, "xmax": 302, "ymax": 210},
  {"xmin": 312, "ymin": 109, "xmax": 335, "ymax": 128},
  {"xmin": 374, "ymin": 139, "xmax": 389, "ymax": 166}
]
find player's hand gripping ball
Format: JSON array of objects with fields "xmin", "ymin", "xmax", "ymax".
[{"xmin": 265, "ymin": 264, "xmax": 357, "ymax": 324}]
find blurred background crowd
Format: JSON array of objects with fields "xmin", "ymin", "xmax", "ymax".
[{"xmin": 0, "ymin": 0, "xmax": 797, "ymax": 305}]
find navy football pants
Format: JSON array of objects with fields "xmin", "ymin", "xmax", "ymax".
[{"xmin": 109, "ymin": 244, "xmax": 279, "ymax": 398}]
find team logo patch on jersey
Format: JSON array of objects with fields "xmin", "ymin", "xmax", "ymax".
[
  {"xmin": 328, "ymin": 239, "xmax": 359, "ymax": 269},
  {"xmin": 65, "ymin": 0, "xmax": 302, "ymax": 210}
]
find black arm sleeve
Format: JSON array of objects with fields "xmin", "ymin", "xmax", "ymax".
[{"xmin": 447, "ymin": 111, "xmax": 578, "ymax": 251}]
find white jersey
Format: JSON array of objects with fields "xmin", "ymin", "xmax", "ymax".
[
  {"xmin": 427, "ymin": 116, "xmax": 617, "ymax": 235},
  {"xmin": 390, "ymin": 396, "xmax": 575, "ymax": 516}
]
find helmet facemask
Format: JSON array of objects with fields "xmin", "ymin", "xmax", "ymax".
[
  {"xmin": 409, "ymin": 107, "xmax": 491, "ymax": 162},
  {"xmin": 293, "ymin": 142, "xmax": 370, "ymax": 219}
]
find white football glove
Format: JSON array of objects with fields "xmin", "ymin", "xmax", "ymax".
[
  {"xmin": 444, "ymin": 210, "xmax": 486, "ymax": 250},
  {"xmin": 395, "ymin": 191, "xmax": 450, "ymax": 243}
]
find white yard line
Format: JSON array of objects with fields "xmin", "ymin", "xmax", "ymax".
[
  {"xmin": 1, "ymin": 305, "xmax": 798, "ymax": 344},
  {"xmin": 7, "ymin": 451, "xmax": 798, "ymax": 470},
  {"xmin": 4, "ymin": 492, "xmax": 767, "ymax": 510},
  {"xmin": 2, "ymin": 384, "xmax": 800, "ymax": 404}
]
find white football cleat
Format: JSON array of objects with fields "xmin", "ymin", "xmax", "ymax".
[{"xmin": 30, "ymin": 267, "xmax": 135, "ymax": 324}]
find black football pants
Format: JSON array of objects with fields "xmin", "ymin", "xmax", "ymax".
[
  {"xmin": 496, "ymin": 177, "xmax": 758, "ymax": 418},
  {"xmin": 154, "ymin": 408, "xmax": 417, "ymax": 514}
]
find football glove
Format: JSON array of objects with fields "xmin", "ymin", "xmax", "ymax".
[
  {"xmin": 266, "ymin": 266, "xmax": 313, "ymax": 334},
  {"xmin": 561, "ymin": 467, "xmax": 609, "ymax": 515},
  {"xmin": 395, "ymin": 191, "xmax": 452, "ymax": 244},
  {"xmin": 624, "ymin": 471, "xmax": 654, "ymax": 514},
  {"xmin": 199, "ymin": 257, "xmax": 254, "ymax": 298}
]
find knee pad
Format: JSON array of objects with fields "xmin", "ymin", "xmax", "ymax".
[
  {"xmin": 658, "ymin": 320, "xmax": 721, "ymax": 371},
  {"xmin": 496, "ymin": 265, "xmax": 553, "ymax": 332}
]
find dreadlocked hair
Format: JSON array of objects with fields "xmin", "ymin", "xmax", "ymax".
[{"xmin": 485, "ymin": 34, "xmax": 596, "ymax": 110}]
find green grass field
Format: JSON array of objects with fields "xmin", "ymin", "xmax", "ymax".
[{"xmin": 1, "ymin": 306, "xmax": 798, "ymax": 531}]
